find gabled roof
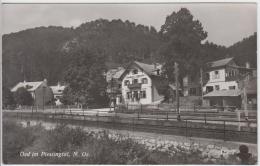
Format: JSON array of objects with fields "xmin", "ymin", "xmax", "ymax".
[
  {"xmin": 50, "ymin": 85, "xmax": 66, "ymax": 95},
  {"xmin": 134, "ymin": 61, "xmax": 159, "ymax": 75},
  {"xmin": 206, "ymin": 57, "xmax": 234, "ymax": 68},
  {"xmin": 11, "ymin": 81, "xmax": 43, "ymax": 92},
  {"xmin": 120, "ymin": 61, "xmax": 161, "ymax": 80},
  {"xmin": 106, "ymin": 67, "xmax": 125, "ymax": 82},
  {"xmin": 204, "ymin": 89, "xmax": 241, "ymax": 97}
]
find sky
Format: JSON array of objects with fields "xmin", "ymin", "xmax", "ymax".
[{"xmin": 1, "ymin": 3, "xmax": 257, "ymax": 46}]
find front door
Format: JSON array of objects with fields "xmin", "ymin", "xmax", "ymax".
[{"xmin": 133, "ymin": 91, "xmax": 139, "ymax": 102}]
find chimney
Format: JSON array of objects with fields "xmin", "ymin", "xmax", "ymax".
[
  {"xmin": 245, "ymin": 62, "xmax": 250, "ymax": 69},
  {"xmin": 43, "ymin": 78, "xmax": 47, "ymax": 85}
]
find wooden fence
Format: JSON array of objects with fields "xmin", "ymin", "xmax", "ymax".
[{"xmin": 3, "ymin": 108, "xmax": 257, "ymax": 143}]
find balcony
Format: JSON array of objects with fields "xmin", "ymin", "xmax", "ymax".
[{"xmin": 128, "ymin": 83, "xmax": 142, "ymax": 89}]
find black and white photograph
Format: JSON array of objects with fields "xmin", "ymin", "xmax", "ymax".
[{"xmin": 1, "ymin": 1, "xmax": 258, "ymax": 165}]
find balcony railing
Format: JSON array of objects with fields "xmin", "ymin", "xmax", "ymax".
[{"xmin": 128, "ymin": 83, "xmax": 142, "ymax": 89}]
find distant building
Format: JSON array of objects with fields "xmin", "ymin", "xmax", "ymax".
[
  {"xmin": 238, "ymin": 75, "xmax": 257, "ymax": 110},
  {"xmin": 11, "ymin": 79, "xmax": 53, "ymax": 107},
  {"xmin": 119, "ymin": 61, "xmax": 168, "ymax": 105},
  {"xmin": 183, "ymin": 75, "xmax": 201, "ymax": 96},
  {"xmin": 50, "ymin": 82, "xmax": 66, "ymax": 106},
  {"xmin": 106, "ymin": 67, "xmax": 125, "ymax": 106},
  {"xmin": 202, "ymin": 57, "xmax": 256, "ymax": 109}
]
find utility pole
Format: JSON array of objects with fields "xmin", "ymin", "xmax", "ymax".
[
  {"xmin": 243, "ymin": 73, "xmax": 249, "ymax": 120},
  {"xmin": 200, "ymin": 68, "xmax": 204, "ymax": 104},
  {"xmin": 175, "ymin": 62, "xmax": 181, "ymax": 121}
]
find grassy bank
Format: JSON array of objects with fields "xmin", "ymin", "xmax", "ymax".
[{"xmin": 2, "ymin": 119, "xmax": 256, "ymax": 164}]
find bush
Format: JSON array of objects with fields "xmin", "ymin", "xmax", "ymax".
[
  {"xmin": 44, "ymin": 124, "xmax": 88, "ymax": 152},
  {"xmin": 14, "ymin": 87, "xmax": 33, "ymax": 106},
  {"xmin": 2, "ymin": 120, "xmax": 40, "ymax": 164},
  {"xmin": 3, "ymin": 120, "xmax": 257, "ymax": 164}
]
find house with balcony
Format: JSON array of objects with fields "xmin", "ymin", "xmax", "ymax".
[
  {"xmin": 119, "ymin": 61, "xmax": 168, "ymax": 105},
  {"xmin": 202, "ymin": 57, "xmax": 256, "ymax": 109}
]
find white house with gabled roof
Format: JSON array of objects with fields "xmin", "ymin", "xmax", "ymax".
[
  {"xmin": 119, "ymin": 61, "xmax": 168, "ymax": 105},
  {"xmin": 11, "ymin": 79, "xmax": 54, "ymax": 107}
]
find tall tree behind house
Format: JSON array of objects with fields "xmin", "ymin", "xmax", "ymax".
[{"xmin": 159, "ymin": 8, "xmax": 208, "ymax": 85}]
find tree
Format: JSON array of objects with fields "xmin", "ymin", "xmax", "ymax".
[
  {"xmin": 62, "ymin": 48, "xmax": 109, "ymax": 107},
  {"xmin": 13, "ymin": 87, "xmax": 33, "ymax": 106},
  {"xmin": 2, "ymin": 86, "xmax": 15, "ymax": 108},
  {"xmin": 159, "ymin": 8, "xmax": 207, "ymax": 83},
  {"xmin": 228, "ymin": 32, "xmax": 257, "ymax": 68}
]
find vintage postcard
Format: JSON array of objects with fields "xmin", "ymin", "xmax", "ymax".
[{"xmin": 1, "ymin": 1, "xmax": 257, "ymax": 165}]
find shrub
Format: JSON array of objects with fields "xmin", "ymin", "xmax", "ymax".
[
  {"xmin": 2, "ymin": 120, "xmax": 39, "ymax": 164},
  {"xmin": 13, "ymin": 87, "xmax": 33, "ymax": 106}
]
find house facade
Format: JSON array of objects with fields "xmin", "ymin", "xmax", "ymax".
[
  {"xmin": 11, "ymin": 79, "xmax": 54, "ymax": 107},
  {"xmin": 106, "ymin": 67, "xmax": 125, "ymax": 106},
  {"xmin": 202, "ymin": 57, "xmax": 256, "ymax": 109},
  {"xmin": 183, "ymin": 75, "xmax": 201, "ymax": 96},
  {"xmin": 119, "ymin": 61, "xmax": 168, "ymax": 105},
  {"xmin": 203, "ymin": 58, "xmax": 239, "ymax": 94}
]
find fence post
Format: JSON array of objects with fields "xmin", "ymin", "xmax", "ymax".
[
  {"xmin": 166, "ymin": 112, "xmax": 168, "ymax": 120},
  {"xmin": 204, "ymin": 113, "xmax": 207, "ymax": 124},
  {"xmin": 223, "ymin": 121, "xmax": 226, "ymax": 141},
  {"xmin": 31, "ymin": 106, "xmax": 33, "ymax": 118},
  {"xmin": 138, "ymin": 110, "xmax": 140, "ymax": 120},
  {"xmin": 132, "ymin": 117, "xmax": 135, "ymax": 131},
  {"xmin": 186, "ymin": 119, "xmax": 188, "ymax": 137},
  {"xmin": 237, "ymin": 110, "xmax": 241, "ymax": 131},
  {"xmin": 140, "ymin": 104, "xmax": 142, "ymax": 114},
  {"xmin": 127, "ymin": 103, "xmax": 128, "ymax": 111},
  {"xmin": 96, "ymin": 112, "xmax": 99, "ymax": 127}
]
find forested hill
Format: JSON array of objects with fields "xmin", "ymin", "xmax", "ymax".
[
  {"xmin": 3, "ymin": 19, "xmax": 162, "ymax": 87},
  {"xmin": 2, "ymin": 18, "xmax": 257, "ymax": 88},
  {"xmin": 227, "ymin": 32, "xmax": 257, "ymax": 68}
]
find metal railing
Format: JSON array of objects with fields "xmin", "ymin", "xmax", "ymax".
[{"xmin": 3, "ymin": 108, "xmax": 257, "ymax": 143}]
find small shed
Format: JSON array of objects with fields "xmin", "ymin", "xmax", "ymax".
[{"xmin": 203, "ymin": 89, "xmax": 242, "ymax": 109}]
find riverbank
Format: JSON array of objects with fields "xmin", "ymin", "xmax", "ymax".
[{"xmin": 3, "ymin": 118, "xmax": 257, "ymax": 164}]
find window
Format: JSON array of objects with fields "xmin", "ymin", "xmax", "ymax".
[
  {"xmin": 215, "ymin": 85, "xmax": 220, "ymax": 91},
  {"xmin": 189, "ymin": 88, "xmax": 197, "ymax": 96},
  {"xmin": 127, "ymin": 92, "xmax": 131, "ymax": 99},
  {"xmin": 25, "ymin": 85, "xmax": 33, "ymax": 89},
  {"xmin": 140, "ymin": 90, "xmax": 146, "ymax": 98},
  {"xmin": 142, "ymin": 78, "xmax": 148, "ymax": 84},
  {"xmin": 229, "ymin": 86, "xmax": 236, "ymax": 90},
  {"xmin": 214, "ymin": 71, "xmax": 220, "ymax": 79},
  {"xmin": 156, "ymin": 69, "xmax": 160, "ymax": 75},
  {"xmin": 206, "ymin": 73, "xmax": 210, "ymax": 80},
  {"xmin": 133, "ymin": 79, "xmax": 138, "ymax": 84},
  {"xmin": 124, "ymin": 80, "xmax": 130, "ymax": 86},
  {"xmin": 133, "ymin": 69, "xmax": 138, "ymax": 74}
]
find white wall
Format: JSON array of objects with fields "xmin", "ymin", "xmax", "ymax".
[
  {"xmin": 121, "ymin": 67, "xmax": 152, "ymax": 104},
  {"xmin": 203, "ymin": 81, "xmax": 238, "ymax": 92},
  {"xmin": 207, "ymin": 68, "xmax": 226, "ymax": 83}
]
